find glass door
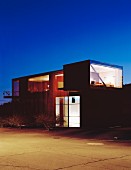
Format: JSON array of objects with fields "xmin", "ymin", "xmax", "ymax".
[
  {"xmin": 55, "ymin": 97, "xmax": 68, "ymax": 127},
  {"xmin": 55, "ymin": 96, "xmax": 80, "ymax": 127},
  {"xmin": 69, "ymin": 96, "xmax": 80, "ymax": 127}
]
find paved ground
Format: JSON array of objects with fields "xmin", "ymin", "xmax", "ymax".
[{"xmin": 0, "ymin": 128, "xmax": 131, "ymax": 170}]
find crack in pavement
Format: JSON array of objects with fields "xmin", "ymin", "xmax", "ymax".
[
  {"xmin": 53, "ymin": 154, "xmax": 131, "ymax": 170},
  {"xmin": 83, "ymin": 154, "xmax": 131, "ymax": 166}
]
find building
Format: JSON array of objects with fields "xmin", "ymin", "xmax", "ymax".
[
  {"xmin": 121, "ymin": 84, "xmax": 131, "ymax": 127},
  {"xmin": 4, "ymin": 60, "xmax": 123, "ymax": 128}
]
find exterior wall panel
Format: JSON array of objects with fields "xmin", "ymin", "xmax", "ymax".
[
  {"xmin": 64, "ymin": 60, "xmax": 90, "ymax": 91},
  {"xmin": 81, "ymin": 89, "xmax": 123, "ymax": 128}
]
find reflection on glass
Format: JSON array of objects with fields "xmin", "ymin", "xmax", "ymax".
[{"xmin": 13, "ymin": 80, "xmax": 19, "ymax": 96}]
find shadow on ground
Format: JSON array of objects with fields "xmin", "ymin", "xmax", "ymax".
[
  {"xmin": 1, "ymin": 126, "xmax": 131, "ymax": 142},
  {"xmin": 49, "ymin": 127, "xmax": 131, "ymax": 141}
]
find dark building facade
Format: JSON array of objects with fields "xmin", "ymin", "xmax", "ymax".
[{"xmin": 4, "ymin": 60, "xmax": 124, "ymax": 128}]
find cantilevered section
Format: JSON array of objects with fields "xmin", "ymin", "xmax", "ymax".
[
  {"xmin": 64, "ymin": 60, "xmax": 123, "ymax": 91},
  {"xmin": 90, "ymin": 60, "xmax": 123, "ymax": 88}
]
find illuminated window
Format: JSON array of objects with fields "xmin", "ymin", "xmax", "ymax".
[
  {"xmin": 55, "ymin": 97, "xmax": 68, "ymax": 127},
  {"xmin": 55, "ymin": 74, "xmax": 64, "ymax": 89},
  {"xmin": 90, "ymin": 62, "xmax": 122, "ymax": 88},
  {"xmin": 55, "ymin": 96, "xmax": 80, "ymax": 127},
  {"xmin": 58, "ymin": 82, "xmax": 64, "ymax": 88},
  {"xmin": 28, "ymin": 75, "xmax": 49, "ymax": 92},
  {"xmin": 69, "ymin": 96, "xmax": 80, "ymax": 127}
]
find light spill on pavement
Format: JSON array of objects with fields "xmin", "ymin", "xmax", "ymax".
[{"xmin": 86, "ymin": 142, "xmax": 104, "ymax": 146}]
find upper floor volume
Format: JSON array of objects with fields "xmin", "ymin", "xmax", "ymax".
[
  {"xmin": 4, "ymin": 59, "xmax": 123, "ymax": 99},
  {"xmin": 64, "ymin": 60, "xmax": 123, "ymax": 91}
]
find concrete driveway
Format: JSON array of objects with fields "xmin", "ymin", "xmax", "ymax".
[{"xmin": 0, "ymin": 128, "xmax": 131, "ymax": 170}]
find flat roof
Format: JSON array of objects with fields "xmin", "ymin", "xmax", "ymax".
[
  {"xmin": 13, "ymin": 69, "xmax": 63, "ymax": 80},
  {"xmin": 64, "ymin": 59, "xmax": 123, "ymax": 70},
  {"xmin": 90, "ymin": 60, "xmax": 123, "ymax": 69},
  {"xmin": 13, "ymin": 59, "xmax": 123, "ymax": 80}
]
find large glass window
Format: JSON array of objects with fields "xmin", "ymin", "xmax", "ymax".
[
  {"xmin": 55, "ymin": 96, "xmax": 80, "ymax": 127},
  {"xmin": 90, "ymin": 62, "xmax": 122, "ymax": 88},
  {"xmin": 69, "ymin": 96, "xmax": 80, "ymax": 127},
  {"xmin": 56, "ymin": 97, "xmax": 68, "ymax": 127},
  {"xmin": 28, "ymin": 75, "xmax": 49, "ymax": 92},
  {"xmin": 13, "ymin": 80, "xmax": 19, "ymax": 96}
]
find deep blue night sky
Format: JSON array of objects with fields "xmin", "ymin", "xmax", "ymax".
[{"xmin": 1, "ymin": 0, "xmax": 131, "ymax": 103}]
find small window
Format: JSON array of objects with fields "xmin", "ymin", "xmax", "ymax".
[
  {"xmin": 55, "ymin": 74, "xmax": 64, "ymax": 89},
  {"xmin": 58, "ymin": 82, "xmax": 64, "ymax": 88},
  {"xmin": 13, "ymin": 80, "xmax": 19, "ymax": 96}
]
